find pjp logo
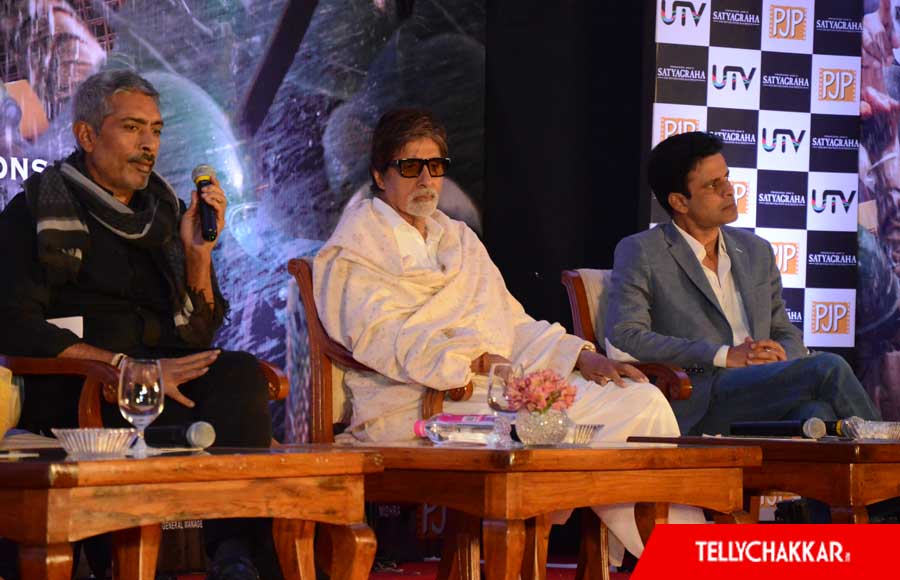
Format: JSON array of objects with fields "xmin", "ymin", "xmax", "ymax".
[
  {"xmin": 732, "ymin": 181, "xmax": 750, "ymax": 215},
  {"xmin": 771, "ymin": 242, "xmax": 799, "ymax": 275},
  {"xmin": 811, "ymin": 301, "xmax": 850, "ymax": 335},
  {"xmin": 811, "ymin": 189, "xmax": 856, "ymax": 214},
  {"xmin": 660, "ymin": 1, "xmax": 707, "ymax": 26},
  {"xmin": 769, "ymin": 5, "xmax": 806, "ymax": 40},
  {"xmin": 761, "ymin": 128, "xmax": 806, "ymax": 153},
  {"xmin": 660, "ymin": 117, "xmax": 701, "ymax": 141},
  {"xmin": 818, "ymin": 69, "xmax": 856, "ymax": 102},
  {"xmin": 711, "ymin": 65, "xmax": 757, "ymax": 90}
]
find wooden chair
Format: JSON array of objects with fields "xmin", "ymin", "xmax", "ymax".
[
  {"xmin": 290, "ymin": 257, "xmax": 499, "ymax": 580},
  {"xmin": 287, "ymin": 257, "xmax": 472, "ymax": 442},
  {"xmin": 558, "ymin": 269, "xmax": 695, "ymax": 580},
  {"xmin": 561, "ymin": 269, "xmax": 691, "ymax": 400}
]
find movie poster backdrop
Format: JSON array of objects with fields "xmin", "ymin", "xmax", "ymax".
[
  {"xmin": 650, "ymin": 0, "xmax": 862, "ymax": 366},
  {"xmin": 0, "ymin": 0, "xmax": 486, "ymax": 441}
]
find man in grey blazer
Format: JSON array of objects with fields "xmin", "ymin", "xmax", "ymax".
[{"xmin": 606, "ymin": 132, "xmax": 879, "ymax": 435}]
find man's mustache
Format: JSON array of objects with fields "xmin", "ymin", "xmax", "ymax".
[
  {"xmin": 413, "ymin": 188, "xmax": 439, "ymax": 200},
  {"xmin": 128, "ymin": 154, "xmax": 156, "ymax": 166}
]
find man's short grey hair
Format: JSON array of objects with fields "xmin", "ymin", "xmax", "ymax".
[{"xmin": 73, "ymin": 70, "xmax": 160, "ymax": 132}]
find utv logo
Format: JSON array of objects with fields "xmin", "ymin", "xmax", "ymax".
[
  {"xmin": 769, "ymin": 5, "xmax": 807, "ymax": 40},
  {"xmin": 772, "ymin": 242, "xmax": 799, "ymax": 275},
  {"xmin": 711, "ymin": 65, "xmax": 757, "ymax": 90},
  {"xmin": 811, "ymin": 189, "xmax": 856, "ymax": 214},
  {"xmin": 661, "ymin": 117, "xmax": 701, "ymax": 140},
  {"xmin": 819, "ymin": 69, "xmax": 856, "ymax": 102},
  {"xmin": 811, "ymin": 302, "xmax": 850, "ymax": 334},
  {"xmin": 661, "ymin": 1, "xmax": 707, "ymax": 26},
  {"xmin": 733, "ymin": 181, "xmax": 750, "ymax": 214},
  {"xmin": 761, "ymin": 128, "xmax": 806, "ymax": 153}
]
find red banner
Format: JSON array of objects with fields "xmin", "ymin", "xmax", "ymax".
[{"xmin": 634, "ymin": 524, "xmax": 897, "ymax": 579}]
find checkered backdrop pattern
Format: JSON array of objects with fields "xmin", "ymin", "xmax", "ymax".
[{"xmin": 650, "ymin": 0, "xmax": 862, "ymax": 348}]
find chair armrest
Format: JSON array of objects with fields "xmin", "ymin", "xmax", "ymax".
[
  {"xmin": 0, "ymin": 355, "xmax": 119, "ymax": 428},
  {"xmin": 0, "ymin": 355, "xmax": 119, "ymax": 382},
  {"xmin": 633, "ymin": 362, "xmax": 692, "ymax": 401},
  {"xmin": 421, "ymin": 383, "xmax": 474, "ymax": 420},
  {"xmin": 257, "ymin": 359, "xmax": 289, "ymax": 401}
]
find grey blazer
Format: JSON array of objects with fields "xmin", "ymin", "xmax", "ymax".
[{"xmin": 605, "ymin": 222, "xmax": 806, "ymax": 431}]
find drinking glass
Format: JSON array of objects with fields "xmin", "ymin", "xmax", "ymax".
[
  {"xmin": 118, "ymin": 358, "xmax": 164, "ymax": 457},
  {"xmin": 487, "ymin": 362, "xmax": 522, "ymax": 416}
]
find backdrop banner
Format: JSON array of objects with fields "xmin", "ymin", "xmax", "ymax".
[
  {"xmin": 649, "ymin": 0, "xmax": 862, "ymax": 362},
  {"xmin": 0, "ymin": 0, "xmax": 486, "ymax": 441}
]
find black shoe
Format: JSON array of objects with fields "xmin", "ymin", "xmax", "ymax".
[{"xmin": 206, "ymin": 555, "xmax": 261, "ymax": 580}]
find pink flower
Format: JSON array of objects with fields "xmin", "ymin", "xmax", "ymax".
[{"xmin": 504, "ymin": 369, "xmax": 577, "ymax": 413}]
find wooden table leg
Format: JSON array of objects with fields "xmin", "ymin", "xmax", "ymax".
[
  {"xmin": 18, "ymin": 543, "xmax": 73, "ymax": 580},
  {"xmin": 112, "ymin": 524, "xmax": 162, "ymax": 580},
  {"xmin": 575, "ymin": 509, "xmax": 608, "ymax": 580},
  {"xmin": 482, "ymin": 519, "xmax": 525, "ymax": 580},
  {"xmin": 746, "ymin": 495, "xmax": 761, "ymax": 523},
  {"xmin": 635, "ymin": 502, "xmax": 669, "ymax": 545},
  {"xmin": 830, "ymin": 506, "xmax": 869, "ymax": 523},
  {"xmin": 324, "ymin": 523, "xmax": 376, "ymax": 580},
  {"xmin": 437, "ymin": 510, "xmax": 481, "ymax": 580},
  {"xmin": 273, "ymin": 518, "xmax": 316, "ymax": 580},
  {"xmin": 522, "ymin": 514, "xmax": 551, "ymax": 580}
]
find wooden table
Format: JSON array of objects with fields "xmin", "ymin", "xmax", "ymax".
[
  {"xmin": 359, "ymin": 441, "xmax": 761, "ymax": 580},
  {"xmin": 631, "ymin": 436, "xmax": 900, "ymax": 523},
  {"xmin": 0, "ymin": 446, "xmax": 381, "ymax": 580}
]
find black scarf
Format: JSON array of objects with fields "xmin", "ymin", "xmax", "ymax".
[{"xmin": 24, "ymin": 151, "xmax": 195, "ymax": 334}]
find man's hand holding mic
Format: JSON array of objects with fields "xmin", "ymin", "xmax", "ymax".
[
  {"xmin": 181, "ymin": 166, "xmax": 227, "ymax": 256},
  {"xmin": 181, "ymin": 165, "xmax": 226, "ymax": 307}
]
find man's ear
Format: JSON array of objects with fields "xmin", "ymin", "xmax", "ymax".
[
  {"xmin": 372, "ymin": 168, "xmax": 386, "ymax": 190},
  {"xmin": 668, "ymin": 192, "xmax": 689, "ymax": 215},
  {"xmin": 72, "ymin": 120, "xmax": 97, "ymax": 152}
]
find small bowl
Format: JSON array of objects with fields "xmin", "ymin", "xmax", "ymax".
[{"xmin": 51, "ymin": 428, "xmax": 137, "ymax": 459}]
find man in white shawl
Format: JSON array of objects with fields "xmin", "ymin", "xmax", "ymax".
[{"xmin": 314, "ymin": 109, "xmax": 705, "ymax": 563}]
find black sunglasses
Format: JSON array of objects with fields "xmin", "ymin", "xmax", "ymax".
[{"xmin": 388, "ymin": 157, "xmax": 452, "ymax": 178}]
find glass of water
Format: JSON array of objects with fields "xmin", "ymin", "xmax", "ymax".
[
  {"xmin": 118, "ymin": 358, "xmax": 164, "ymax": 457},
  {"xmin": 487, "ymin": 362, "xmax": 522, "ymax": 416}
]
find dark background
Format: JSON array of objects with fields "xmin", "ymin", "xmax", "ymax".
[{"xmin": 485, "ymin": 0, "xmax": 654, "ymax": 329}]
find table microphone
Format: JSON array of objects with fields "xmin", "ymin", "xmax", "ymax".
[
  {"xmin": 144, "ymin": 421, "xmax": 216, "ymax": 449},
  {"xmin": 729, "ymin": 418, "xmax": 826, "ymax": 439}
]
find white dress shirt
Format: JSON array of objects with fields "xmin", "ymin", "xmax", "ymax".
[
  {"xmin": 373, "ymin": 196, "xmax": 443, "ymax": 271},
  {"xmin": 672, "ymin": 222, "xmax": 752, "ymax": 367}
]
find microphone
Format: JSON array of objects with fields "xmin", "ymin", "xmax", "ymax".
[
  {"xmin": 730, "ymin": 418, "xmax": 827, "ymax": 439},
  {"xmin": 191, "ymin": 164, "xmax": 218, "ymax": 242},
  {"xmin": 144, "ymin": 421, "xmax": 216, "ymax": 449},
  {"xmin": 823, "ymin": 420, "xmax": 850, "ymax": 437}
]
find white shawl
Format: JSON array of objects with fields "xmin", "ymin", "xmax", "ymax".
[{"xmin": 313, "ymin": 199, "xmax": 587, "ymax": 429}]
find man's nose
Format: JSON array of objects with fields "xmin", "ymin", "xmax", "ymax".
[
  {"xmin": 417, "ymin": 165, "xmax": 434, "ymax": 186},
  {"xmin": 141, "ymin": 129, "xmax": 159, "ymax": 152}
]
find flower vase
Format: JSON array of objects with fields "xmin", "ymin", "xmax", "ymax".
[{"xmin": 515, "ymin": 408, "xmax": 571, "ymax": 445}]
